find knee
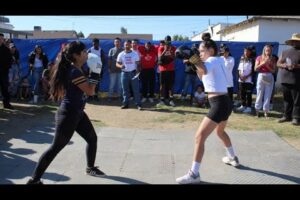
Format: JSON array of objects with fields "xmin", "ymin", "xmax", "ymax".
[{"xmin": 194, "ymin": 134, "xmax": 205, "ymax": 145}]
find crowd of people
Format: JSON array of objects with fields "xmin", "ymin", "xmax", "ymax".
[{"xmin": 1, "ymin": 32, "xmax": 300, "ymax": 126}]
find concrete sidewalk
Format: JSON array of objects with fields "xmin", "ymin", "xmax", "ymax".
[{"xmin": 1, "ymin": 126, "xmax": 300, "ymax": 184}]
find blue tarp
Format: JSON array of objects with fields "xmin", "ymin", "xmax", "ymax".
[{"xmin": 12, "ymin": 38, "xmax": 278, "ymax": 94}]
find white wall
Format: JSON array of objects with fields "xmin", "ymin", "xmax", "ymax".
[
  {"xmin": 221, "ymin": 21, "xmax": 260, "ymax": 42},
  {"xmin": 0, "ymin": 23, "xmax": 14, "ymax": 30},
  {"xmin": 211, "ymin": 24, "xmax": 225, "ymax": 41},
  {"xmin": 258, "ymin": 19, "xmax": 300, "ymax": 56},
  {"xmin": 191, "ymin": 23, "xmax": 230, "ymax": 41}
]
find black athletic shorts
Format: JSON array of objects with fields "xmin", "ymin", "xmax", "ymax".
[{"xmin": 207, "ymin": 94, "xmax": 232, "ymax": 123}]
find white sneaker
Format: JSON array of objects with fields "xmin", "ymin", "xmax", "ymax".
[
  {"xmin": 141, "ymin": 98, "xmax": 147, "ymax": 103},
  {"xmin": 148, "ymin": 98, "xmax": 154, "ymax": 103},
  {"xmin": 237, "ymin": 105, "xmax": 245, "ymax": 112},
  {"xmin": 176, "ymin": 170, "xmax": 200, "ymax": 184},
  {"xmin": 169, "ymin": 100, "xmax": 175, "ymax": 107},
  {"xmin": 222, "ymin": 156, "xmax": 240, "ymax": 167},
  {"xmin": 243, "ymin": 107, "xmax": 252, "ymax": 114},
  {"xmin": 156, "ymin": 100, "xmax": 166, "ymax": 107}
]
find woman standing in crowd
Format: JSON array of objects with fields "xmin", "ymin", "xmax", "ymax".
[
  {"xmin": 28, "ymin": 45, "xmax": 49, "ymax": 104},
  {"xmin": 254, "ymin": 44, "xmax": 276, "ymax": 118}
]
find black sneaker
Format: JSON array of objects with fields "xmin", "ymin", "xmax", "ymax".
[
  {"xmin": 94, "ymin": 96, "xmax": 100, "ymax": 101},
  {"xmin": 278, "ymin": 117, "xmax": 292, "ymax": 123},
  {"xmin": 3, "ymin": 104, "xmax": 14, "ymax": 110},
  {"xmin": 121, "ymin": 105, "xmax": 129, "ymax": 109},
  {"xmin": 86, "ymin": 166, "xmax": 105, "ymax": 177},
  {"xmin": 26, "ymin": 178, "xmax": 43, "ymax": 185}
]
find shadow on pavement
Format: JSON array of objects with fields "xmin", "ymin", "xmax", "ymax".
[{"xmin": 237, "ymin": 164, "xmax": 300, "ymax": 184}]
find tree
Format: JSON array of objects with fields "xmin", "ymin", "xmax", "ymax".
[
  {"xmin": 77, "ymin": 31, "xmax": 85, "ymax": 38},
  {"xmin": 172, "ymin": 34, "xmax": 190, "ymax": 41},
  {"xmin": 121, "ymin": 27, "xmax": 127, "ymax": 34}
]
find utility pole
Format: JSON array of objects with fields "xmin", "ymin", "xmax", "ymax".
[{"xmin": 227, "ymin": 16, "xmax": 229, "ymax": 26}]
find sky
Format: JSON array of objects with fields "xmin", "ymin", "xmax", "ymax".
[{"xmin": 7, "ymin": 16, "xmax": 248, "ymax": 40}]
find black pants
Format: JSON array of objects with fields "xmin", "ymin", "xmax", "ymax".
[
  {"xmin": 160, "ymin": 71, "xmax": 175, "ymax": 100},
  {"xmin": 0, "ymin": 69, "xmax": 10, "ymax": 106},
  {"xmin": 141, "ymin": 68, "xmax": 155, "ymax": 98},
  {"xmin": 239, "ymin": 82, "xmax": 253, "ymax": 107},
  {"xmin": 94, "ymin": 83, "xmax": 99, "ymax": 97},
  {"xmin": 31, "ymin": 109, "xmax": 97, "ymax": 181},
  {"xmin": 227, "ymin": 87, "xmax": 233, "ymax": 104},
  {"xmin": 282, "ymin": 83, "xmax": 300, "ymax": 120}
]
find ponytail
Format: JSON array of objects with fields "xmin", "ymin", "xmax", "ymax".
[{"xmin": 50, "ymin": 51, "xmax": 72, "ymax": 101}]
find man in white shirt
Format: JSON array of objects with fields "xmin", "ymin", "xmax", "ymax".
[{"xmin": 116, "ymin": 40, "xmax": 142, "ymax": 110}]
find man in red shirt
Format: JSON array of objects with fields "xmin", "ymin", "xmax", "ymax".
[{"xmin": 157, "ymin": 35, "xmax": 176, "ymax": 106}]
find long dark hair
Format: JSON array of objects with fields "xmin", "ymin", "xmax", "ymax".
[{"xmin": 50, "ymin": 41, "xmax": 86, "ymax": 101}]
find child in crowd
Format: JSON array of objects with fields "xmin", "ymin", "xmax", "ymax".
[{"xmin": 193, "ymin": 85, "xmax": 207, "ymax": 108}]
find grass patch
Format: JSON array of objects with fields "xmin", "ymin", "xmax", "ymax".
[{"xmin": 151, "ymin": 95, "xmax": 300, "ymax": 140}]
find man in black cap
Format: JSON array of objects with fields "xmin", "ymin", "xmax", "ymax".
[
  {"xmin": 157, "ymin": 35, "xmax": 176, "ymax": 107},
  {"xmin": 0, "ymin": 33, "xmax": 13, "ymax": 109}
]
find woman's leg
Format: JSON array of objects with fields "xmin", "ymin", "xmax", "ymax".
[
  {"xmin": 75, "ymin": 112, "xmax": 97, "ymax": 168},
  {"xmin": 192, "ymin": 117, "xmax": 218, "ymax": 162},
  {"xmin": 30, "ymin": 111, "xmax": 78, "ymax": 182},
  {"xmin": 216, "ymin": 120, "xmax": 239, "ymax": 166},
  {"xmin": 216, "ymin": 120, "xmax": 231, "ymax": 147},
  {"xmin": 176, "ymin": 117, "xmax": 217, "ymax": 184},
  {"xmin": 76, "ymin": 112, "xmax": 105, "ymax": 176}
]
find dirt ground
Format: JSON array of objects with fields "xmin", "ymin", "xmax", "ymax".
[
  {"xmin": 85, "ymin": 100, "xmax": 201, "ymax": 130},
  {"xmin": 0, "ymin": 99, "xmax": 201, "ymax": 144}
]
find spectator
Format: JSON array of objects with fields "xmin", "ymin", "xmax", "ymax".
[
  {"xmin": 180, "ymin": 43, "xmax": 199, "ymax": 103},
  {"xmin": 219, "ymin": 45, "xmax": 235, "ymax": 104},
  {"xmin": 140, "ymin": 42, "xmax": 157, "ymax": 103},
  {"xmin": 236, "ymin": 46, "xmax": 255, "ymax": 114},
  {"xmin": 87, "ymin": 38, "xmax": 106, "ymax": 101},
  {"xmin": 192, "ymin": 84, "xmax": 207, "ymax": 108},
  {"xmin": 28, "ymin": 45, "xmax": 49, "ymax": 104},
  {"xmin": 277, "ymin": 33, "xmax": 300, "ymax": 126},
  {"xmin": 116, "ymin": 40, "xmax": 142, "ymax": 110},
  {"xmin": 0, "ymin": 33, "xmax": 13, "ymax": 109},
  {"xmin": 254, "ymin": 44, "xmax": 276, "ymax": 118},
  {"xmin": 8, "ymin": 43, "xmax": 20, "ymax": 97},
  {"xmin": 108, "ymin": 37, "xmax": 123, "ymax": 100},
  {"xmin": 157, "ymin": 35, "xmax": 176, "ymax": 107}
]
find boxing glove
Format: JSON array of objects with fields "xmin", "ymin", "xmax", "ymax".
[{"xmin": 87, "ymin": 53, "xmax": 102, "ymax": 84}]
